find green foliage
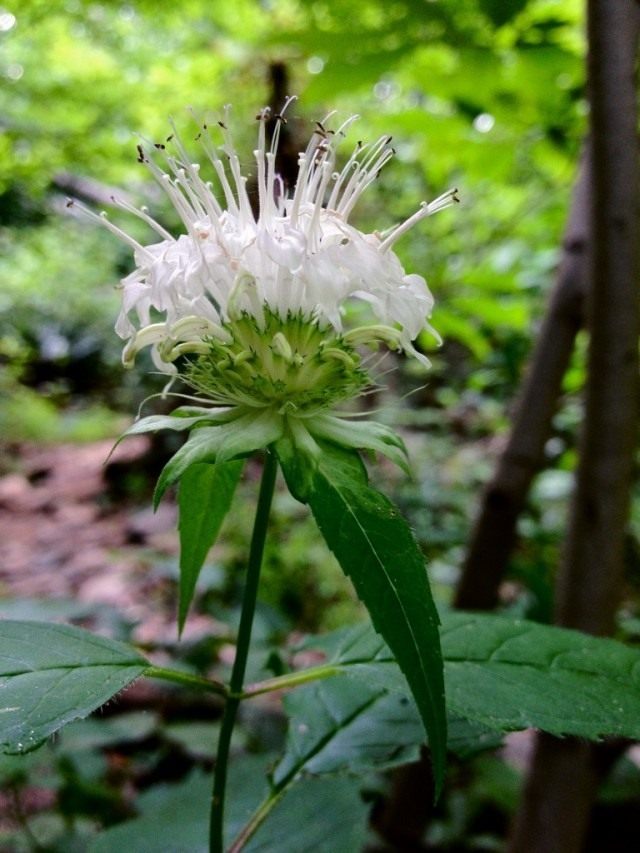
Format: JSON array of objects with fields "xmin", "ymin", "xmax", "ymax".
[
  {"xmin": 90, "ymin": 760, "xmax": 372, "ymax": 853},
  {"xmin": 0, "ymin": 621, "xmax": 148, "ymax": 754},
  {"xmin": 178, "ymin": 460, "xmax": 245, "ymax": 633},
  {"xmin": 277, "ymin": 439, "xmax": 446, "ymax": 792},
  {"xmin": 0, "ymin": 381, "xmax": 123, "ymax": 443},
  {"xmin": 1, "ymin": 0, "xmax": 625, "ymax": 848},
  {"xmin": 294, "ymin": 613, "xmax": 640, "ymax": 742},
  {"xmin": 275, "ymin": 677, "xmax": 423, "ymax": 779}
]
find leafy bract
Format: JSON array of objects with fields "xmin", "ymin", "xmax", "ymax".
[
  {"xmin": 308, "ymin": 414, "xmax": 410, "ymax": 474},
  {"xmin": 0, "ymin": 621, "xmax": 148, "ymax": 754},
  {"xmin": 154, "ymin": 410, "xmax": 283, "ymax": 507},
  {"xmin": 276, "ymin": 438, "xmax": 446, "ymax": 792},
  {"xmin": 177, "ymin": 460, "xmax": 244, "ymax": 634},
  {"xmin": 120, "ymin": 408, "xmax": 236, "ymax": 438}
]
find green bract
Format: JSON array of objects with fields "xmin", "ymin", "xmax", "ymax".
[
  {"xmin": 185, "ymin": 309, "xmax": 369, "ymax": 415},
  {"xmin": 122, "ymin": 309, "xmax": 412, "ymax": 488}
]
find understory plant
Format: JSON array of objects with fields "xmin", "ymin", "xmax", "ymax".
[{"xmin": 3, "ymin": 104, "xmax": 640, "ymax": 852}]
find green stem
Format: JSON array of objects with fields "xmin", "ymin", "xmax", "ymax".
[
  {"xmin": 209, "ymin": 450, "xmax": 278, "ymax": 853},
  {"xmin": 235, "ymin": 664, "xmax": 341, "ymax": 699},
  {"xmin": 144, "ymin": 666, "xmax": 228, "ymax": 697}
]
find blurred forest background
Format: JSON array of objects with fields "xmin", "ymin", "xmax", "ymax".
[{"xmin": 1, "ymin": 0, "xmax": 639, "ymax": 851}]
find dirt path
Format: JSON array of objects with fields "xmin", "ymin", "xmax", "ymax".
[{"xmin": 0, "ymin": 438, "xmax": 209, "ymax": 643}]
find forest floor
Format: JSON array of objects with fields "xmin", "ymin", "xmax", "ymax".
[{"xmin": 0, "ymin": 437, "xmax": 217, "ymax": 645}]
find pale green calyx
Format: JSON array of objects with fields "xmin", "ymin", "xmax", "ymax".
[
  {"xmin": 184, "ymin": 309, "xmax": 369, "ymax": 416},
  {"xmin": 122, "ymin": 307, "xmax": 412, "ymax": 482}
]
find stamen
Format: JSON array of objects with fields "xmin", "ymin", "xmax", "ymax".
[{"xmin": 378, "ymin": 188, "xmax": 459, "ymax": 252}]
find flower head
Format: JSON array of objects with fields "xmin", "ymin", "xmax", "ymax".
[{"xmin": 77, "ymin": 103, "xmax": 457, "ymax": 466}]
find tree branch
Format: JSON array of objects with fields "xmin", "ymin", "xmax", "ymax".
[
  {"xmin": 508, "ymin": 1, "xmax": 640, "ymax": 850},
  {"xmin": 454, "ymin": 151, "xmax": 590, "ymax": 610}
]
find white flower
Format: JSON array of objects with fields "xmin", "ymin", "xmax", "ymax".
[
  {"xmin": 73, "ymin": 102, "xmax": 458, "ymax": 375},
  {"xmin": 76, "ymin": 103, "xmax": 458, "ymax": 467}
]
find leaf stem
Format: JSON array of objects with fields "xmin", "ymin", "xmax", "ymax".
[
  {"xmin": 209, "ymin": 450, "xmax": 278, "ymax": 853},
  {"xmin": 144, "ymin": 666, "xmax": 228, "ymax": 697},
  {"xmin": 235, "ymin": 664, "xmax": 342, "ymax": 699}
]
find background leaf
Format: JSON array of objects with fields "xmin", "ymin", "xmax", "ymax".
[
  {"xmin": 178, "ymin": 460, "xmax": 244, "ymax": 634},
  {"xmin": 277, "ymin": 440, "xmax": 446, "ymax": 791},
  {"xmin": 297, "ymin": 614, "xmax": 640, "ymax": 742},
  {"xmin": 0, "ymin": 621, "xmax": 148, "ymax": 754},
  {"xmin": 441, "ymin": 613, "xmax": 640, "ymax": 738},
  {"xmin": 245, "ymin": 774, "xmax": 371, "ymax": 852},
  {"xmin": 273, "ymin": 677, "xmax": 423, "ymax": 784},
  {"xmin": 91, "ymin": 759, "xmax": 371, "ymax": 853}
]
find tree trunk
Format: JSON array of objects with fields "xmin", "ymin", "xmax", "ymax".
[
  {"xmin": 454, "ymin": 154, "xmax": 590, "ymax": 610},
  {"xmin": 508, "ymin": 2, "xmax": 640, "ymax": 851}
]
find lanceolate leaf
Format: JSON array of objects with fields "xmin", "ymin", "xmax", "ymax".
[
  {"xmin": 178, "ymin": 460, "xmax": 244, "ymax": 634},
  {"xmin": 0, "ymin": 621, "xmax": 148, "ymax": 753},
  {"xmin": 277, "ymin": 439, "xmax": 446, "ymax": 792}
]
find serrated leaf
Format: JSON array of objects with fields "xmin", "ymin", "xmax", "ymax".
[
  {"xmin": 272, "ymin": 675, "xmax": 501, "ymax": 786},
  {"xmin": 154, "ymin": 410, "xmax": 283, "ymax": 507},
  {"xmin": 441, "ymin": 613, "xmax": 640, "ymax": 739},
  {"xmin": 0, "ymin": 621, "xmax": 148, "ymax": 754},
  {"xmin": 178, "ymin": 460, "xmax": 244, "ymax": 634},
  {"xmin": 277, "ymin": 440, "xmax": 446, "ymax": 792},
  {"xmin": 297, "ymin": 614, "xmax": 640, "ymax": 742}
]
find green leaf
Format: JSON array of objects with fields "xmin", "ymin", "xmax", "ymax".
[
  {"xmin": 0, "ymin": 621, "xmax": 148, "ymax": 754},
  {"xmin": 121, "ymin": 409, "xmax": 235, "ymax": 437},
  {"xmin": 441, "ymin": 613, "xmax": 640, "ymax": 739},
  {"xmin": 277, "ymin": 440, "xmax": 446, "ymax": 793},
  {"xmin": 177, "ymin": 460, "xmax": 244, "ymax": 634},
  {"xmin": 154, "ymin": 410, "xmax": 283, "ymax": 507},
  {"xmin": 245, "ymin": 774, "xmax": 371, "ymax": 852},
  {"xmin": 91, "ymin": 757, "xmax": 272, "ymax": 853},
  {"xmin": 308, "ymin": 414, "xmax": 410, "ymax": 474},
  {"xmin": 273, "ymin": 677, "xmax": 423, "ymax": 784},
  {"xmin": 90, "ymin": 769, "xmax": 212, "ymax": 853},
  {"xmin": 298, "ymin": 614, "xmax": 640, "ymax": 742},
  {"xmin": 91, "ymin": 760, "xmax": 370, "ymax": 853}
]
